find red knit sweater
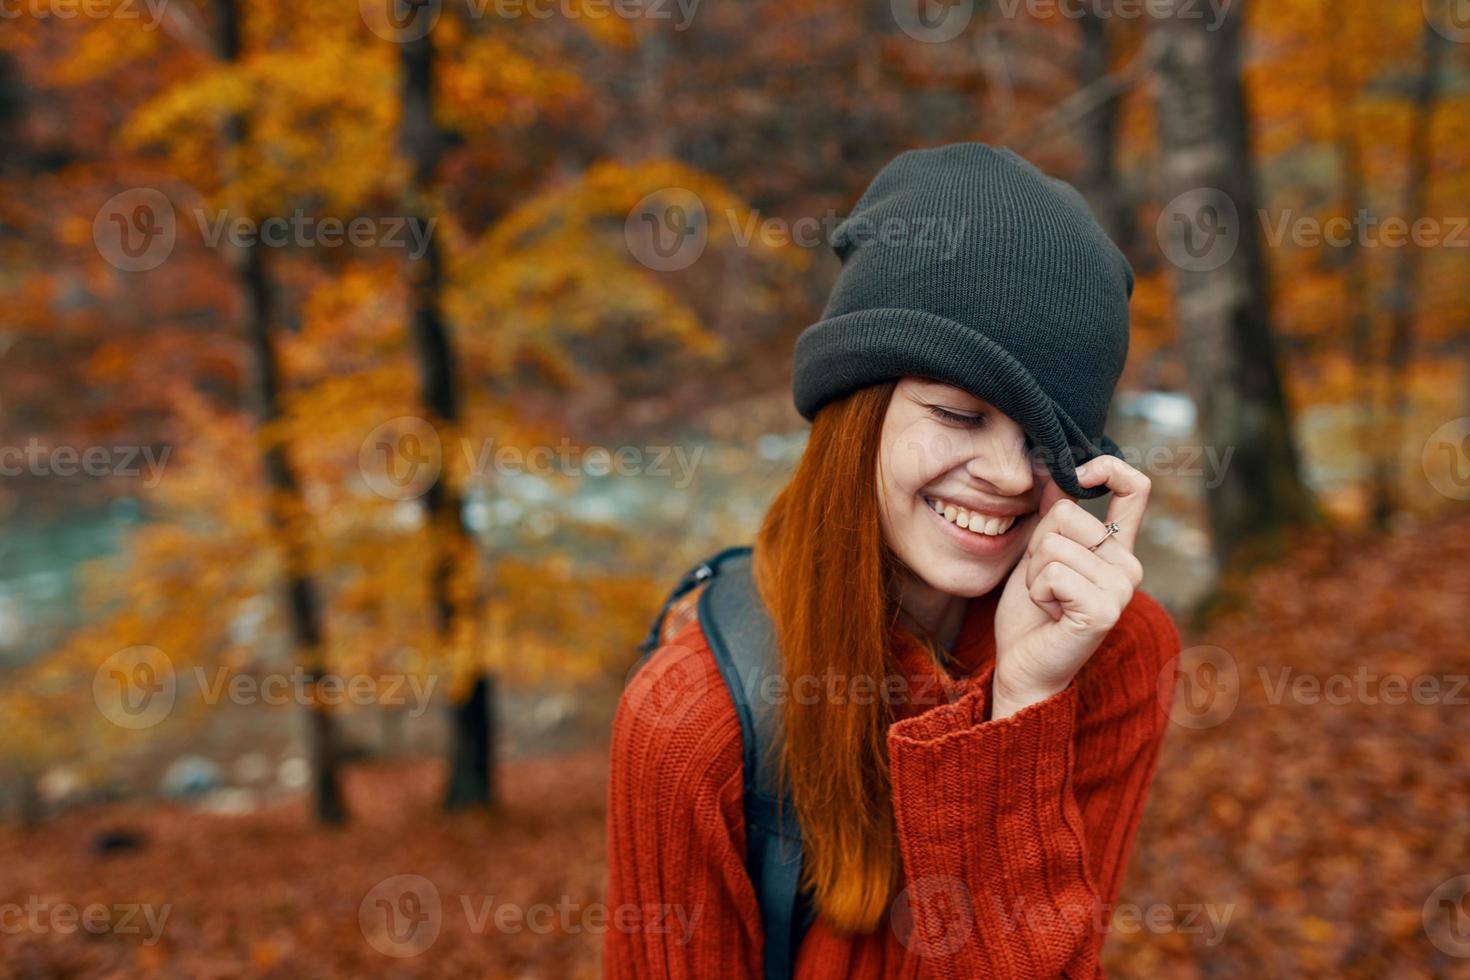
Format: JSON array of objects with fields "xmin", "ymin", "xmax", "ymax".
[{"xmin": 604, "ymin": 582, "xmax": 1181, "ymax": 979}]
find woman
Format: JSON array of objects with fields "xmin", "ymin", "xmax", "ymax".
[{"xmin": 605, "ymin": 143, "xmax": 1180, "ymax": 978}]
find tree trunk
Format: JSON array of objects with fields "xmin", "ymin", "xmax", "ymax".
[
  {"xmin": 1373, "ymin": 20, "xmax": 1448, "ymax": 523},
  {"xmin": 397, "ymin": 29, "xmax": 497, "ymax": 810},
  {"xmin": 1323, "ymin": 2, "xmax": 1380, "ymax": 528},
  {"xmin": 1075, "ymin": 9, "xmax": 1133, "ymax": 254},
  {"xmin": 214, "ymin": 0, "xmax": 346, "ymax": 825},
  {"xmin": 1150, "ymin": 0, "xmax": 1316, "ymax": 572}
]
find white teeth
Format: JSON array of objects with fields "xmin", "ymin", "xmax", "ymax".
[{"xmin": 924, "ymin": 497, "xmax": 1019, "ymax": 537}]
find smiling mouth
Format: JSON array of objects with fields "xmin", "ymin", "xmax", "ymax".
[{"xmin": 923, "ymin": 496, "xmax": 1031, "ymax": 537}]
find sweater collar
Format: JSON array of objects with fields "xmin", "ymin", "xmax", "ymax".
[{"xmin": 890, "ymin": 589, "xmax": 1001, "ymax": 714}]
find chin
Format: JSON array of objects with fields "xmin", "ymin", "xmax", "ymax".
[{"xmin": 910, "ymin": 555, "xmax": 1011, "ymax": 599}]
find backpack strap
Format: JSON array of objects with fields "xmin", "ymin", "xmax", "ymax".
[
  {"xmin": 696, "ymin": 547, "xmax": 816, "ymax": 980},
  {"xmin": 636, "ymin": 545, "xmax": 753, "ymax": 659},
  {"xmin": 633, "ymin": 546, "xmax": 816, "ymax": 980}
]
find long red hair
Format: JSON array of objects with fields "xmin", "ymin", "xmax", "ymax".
[{"xmin": 753, "ymin": 379, "xmax": 943, "ymax": 933}]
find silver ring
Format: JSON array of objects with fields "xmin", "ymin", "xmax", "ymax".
[{"xmin": 1088, "ymin": 522, "xmax": 1121, "ymax": 552}]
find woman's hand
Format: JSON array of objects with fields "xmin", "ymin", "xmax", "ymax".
[{"xmin": 991, "ymin": 456, "xmax": 1151, "ymax": 720}]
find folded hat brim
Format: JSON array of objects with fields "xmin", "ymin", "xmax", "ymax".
[{"xmin": 792, "ymin": 307, "xmax": 1120, "ymax": 500}]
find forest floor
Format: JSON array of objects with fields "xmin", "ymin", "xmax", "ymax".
[{"xmin": 2, "ymin": 510, "xmax": 1468, "ymax": 979}]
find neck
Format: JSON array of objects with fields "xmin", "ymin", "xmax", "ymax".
[{"xmin": 891, "ymin": 568, "xmax": 969, "ymax": 653}]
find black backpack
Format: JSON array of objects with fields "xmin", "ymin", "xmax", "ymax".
[{"xmin": 632, "ymin": 545, "xmax": 816, "ymax": 980}]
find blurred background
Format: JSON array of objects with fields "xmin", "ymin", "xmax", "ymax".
[{"xmin": 0, "ymin": 0, "xmax": 1467, "ymax": 977}]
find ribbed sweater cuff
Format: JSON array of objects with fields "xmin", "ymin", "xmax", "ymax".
[{"xmin": 888, "ymin": 667, "xmax": 1101, "ymax": 978}]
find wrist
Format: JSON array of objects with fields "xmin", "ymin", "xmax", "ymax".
[{"xmin": 990, "ymin": 670, "xmax": 1069, "ymax": 721}]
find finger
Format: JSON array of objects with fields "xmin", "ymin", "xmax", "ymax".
[
  {"xmin": 1038, "ymin": 500, "xmax": 1137, "ymax": 575},
  {"xmin": 1026, "ymin": 529, "xmax": 1133, "ymax": 596},
  {"xmin": 1027, "ymin": 498, "xmax": 1106, "ymax": 559},
  {"xmin": 1075, "ymin": 455, "xmax": 1150, "ymax": 553},
  {"xmin": 1029, "ymin": 561, "xmax": 1118, "ymax": 633}
]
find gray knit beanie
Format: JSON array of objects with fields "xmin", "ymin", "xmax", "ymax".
[{"xmin": 792, "ymin": 142, "xmax": 1134, "ymax": 500}]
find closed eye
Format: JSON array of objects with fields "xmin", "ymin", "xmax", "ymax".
[{"xmin": 925, "ymin": 404, "xmax": 986, "ymax": 427}]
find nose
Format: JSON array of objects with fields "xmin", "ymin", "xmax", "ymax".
[{"xmin": 963, "ymin": 428, "xmax": 1036, "ymax": 497}]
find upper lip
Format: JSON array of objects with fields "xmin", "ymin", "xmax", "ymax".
[{"xmin": 924, "ymin": 493, "xmax": 1034, "ymax": 519}]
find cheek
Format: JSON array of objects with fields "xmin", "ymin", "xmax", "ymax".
[{"xmin": 881, "ymin": 419, "xmax": 971, "ymax": 494}]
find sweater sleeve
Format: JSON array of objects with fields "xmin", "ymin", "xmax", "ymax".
[
  {"xmin": 886, "ymin": 591, "xmax": 1180, "ymax": 979},
  {"xmin": 603, "ymin": 629, "xmax": 764, "ymax": 979}
]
